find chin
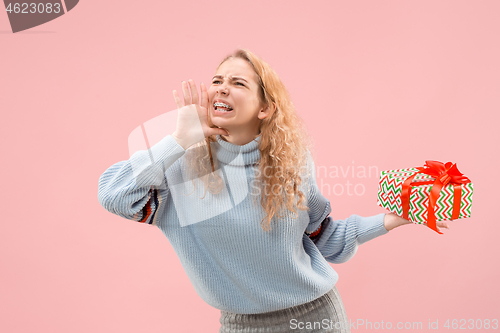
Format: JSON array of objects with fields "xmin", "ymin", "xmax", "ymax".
[
  {"xmin": 213, "ymin": 121, "xmax": 230, "ymax": 131},
  {"xmin": 211, "ymin": 115, "xmax": 228, "ymax": 127}
]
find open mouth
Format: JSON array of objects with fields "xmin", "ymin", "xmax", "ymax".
[{"xmin": 213, "ymin": 101, "xmax": 234, "ymax": 113}]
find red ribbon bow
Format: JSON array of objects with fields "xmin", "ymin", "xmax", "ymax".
[{"xmin": 400, "ymin": 161, "xmax": 471, "ymax": 234}]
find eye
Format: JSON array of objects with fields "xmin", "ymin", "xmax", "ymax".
[
  {"xmin": 235, "ymin": 82, "xmax": 245, "ymax": 86},
  {"xmin": 212, "ymin": 80, "xmax": 221, "ymax": 84}
]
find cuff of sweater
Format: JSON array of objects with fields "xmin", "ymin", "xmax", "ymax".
[{"xmin": 356, "ymin": 213, "xmax": 389, "ymax": 245}]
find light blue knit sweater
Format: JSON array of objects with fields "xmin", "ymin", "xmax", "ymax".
[{"xmin": 97, "ymin": 134, "xmax": 389, "ymax": 314}]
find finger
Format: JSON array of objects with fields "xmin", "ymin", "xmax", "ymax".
[
  {"xmin": 200, "ymin": 82, "xmax": 209, "ymax": 110},
  {"xmin": 181, "ymin": 81, "xmax": 191, "ymax": 105},
  {"xmin": 208, "ymin": 127, "xmax": 229, "ymax": 136},
  {"xmin": 173, "ymin": 90, "xmax": 183, "ymax": 109},
  {"xmin": 437, "ymin": 222, "xmax": 450, "ymax": 229},
  {"xmin": 188, "ymin": 79, "xmax": 200, "ymax": 105}
]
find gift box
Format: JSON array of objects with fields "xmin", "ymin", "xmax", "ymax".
[{"xmin": 377, "ymin": 161, "xmax": 473, "ymax": 234}]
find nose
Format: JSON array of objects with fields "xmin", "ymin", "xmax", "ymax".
[{"xmin": 216, "ymin": 82, "xmax": 229, "ymax": 95}]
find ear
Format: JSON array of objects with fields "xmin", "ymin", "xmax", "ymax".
[{"xmin": 258, "ymin": 102, "xmax": 276, "ymax": 120}]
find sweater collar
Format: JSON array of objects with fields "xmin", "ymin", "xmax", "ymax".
[{"xmin": 215, "ymin": 134, "xmax": 261, "ymax": 166}]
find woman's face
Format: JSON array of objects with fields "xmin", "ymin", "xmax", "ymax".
[{"xmin": 207, "ymin": 57, "xmax": 267, "ymax": 132}]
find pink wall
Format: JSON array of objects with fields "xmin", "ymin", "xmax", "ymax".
[{"xmin": 1, "ymin": 1, "xmax": 498, "ymax": 332}]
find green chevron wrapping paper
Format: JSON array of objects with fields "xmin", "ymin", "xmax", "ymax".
[{"xmin": 377, "ymin": 167, "xmax": 473, "ymax": 224}]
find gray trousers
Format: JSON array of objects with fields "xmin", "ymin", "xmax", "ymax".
[{"xmin": 219, "ymin": 286, "xmax": 351, "ymax": 333}]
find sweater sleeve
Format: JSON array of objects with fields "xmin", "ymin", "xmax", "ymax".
[
  {"xmin": 303, "ymin": 152, "xmax": 389, "ymax": 263},
  {"xmin": 97, "ymin": 135, "xmax": 186, "ymax": 227},
  {"xmin": 310, "ymin": 213, "xmax": 388, "ymax": 263}
]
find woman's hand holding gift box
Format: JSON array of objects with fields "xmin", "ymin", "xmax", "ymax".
[{"xmin": 383, "ymin": 213, "xmax": 450, "ymax": 232}]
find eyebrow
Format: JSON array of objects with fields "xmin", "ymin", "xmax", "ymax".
[{"xmin": 212, "ymin": 75, "xmax": 249, "ymax": 83}]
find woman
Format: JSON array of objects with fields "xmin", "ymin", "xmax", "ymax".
[{"xmin": 98, "ymin": 49, "xmax": 450, "ymax": 332}]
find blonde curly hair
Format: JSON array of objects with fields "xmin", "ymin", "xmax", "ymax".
[{"xmin": 184, "ymin": 49, "xmax": 314, "ymax": 232}]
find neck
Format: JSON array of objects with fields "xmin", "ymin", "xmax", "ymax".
[{"xmin": 220, "ymin": 127, "xmax": 261, "ymax": 146}]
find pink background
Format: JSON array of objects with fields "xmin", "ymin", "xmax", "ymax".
[{"xmin": 1, "ymin": 1, "xmax": 499, "ymax": 332}]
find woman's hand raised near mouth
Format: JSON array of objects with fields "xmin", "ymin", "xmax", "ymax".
[{"xmin": 171, "ymin": 79, "xmax": 229, "ymax": 150}]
